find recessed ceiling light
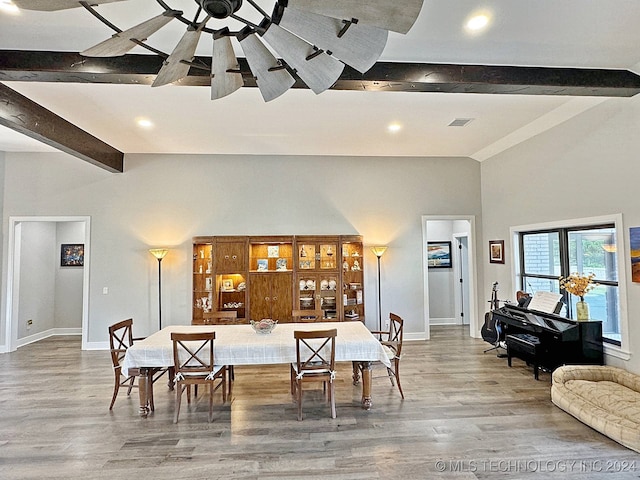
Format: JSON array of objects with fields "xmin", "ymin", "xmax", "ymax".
[
  {"xmin": 0, "ymin": 0, "xmax": 20, "ymax": 14},
  {"xmin": 387, "ymin": 123, "xmax": 402, "ymax": 133},
  {"xmin": 136, "ymin": 118, "xmax": 154, "ymax": 129},
  {"xmin": 465, "ymin": 13, "xmax": 491, "ymax": 32}
]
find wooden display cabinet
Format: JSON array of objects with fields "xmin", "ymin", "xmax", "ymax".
[
  {"xmin": 193, "ymin": 235, "xmax": 364, "ymax": 324},
  {"xmin": 341, "ymin": 236, "xmax": 364, "ymax": 320}
]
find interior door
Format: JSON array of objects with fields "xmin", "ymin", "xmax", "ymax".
[{"xmin": 454, "ymin": 235, "xmax": 470, "ymax": 325}]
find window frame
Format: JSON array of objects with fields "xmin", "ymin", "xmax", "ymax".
[{"xmin": 510, "ymin": 214, "xmax": 630, "ymax": 361}]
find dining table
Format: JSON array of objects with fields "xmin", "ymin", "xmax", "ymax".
[{"xmin": 122, "ymin": 321, "xmax": 391, "ymax": 417}]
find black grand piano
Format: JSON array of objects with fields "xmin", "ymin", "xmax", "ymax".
[{"xmin": 492, "ymin": 304, "xmax": 603, "ymax": 379}]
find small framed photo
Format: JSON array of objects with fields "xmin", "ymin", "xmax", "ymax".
[
  {"xmin": 267, "ymin": 245, "xmax": 279, "ymax": 258},
  {"xmin": 489, "ymin": 240, "xmax": 505, "ymax": 264},
  {"xmin": 276, "ymin": 258, "xmax": 287, "ymax": 271},
  {"xmin": 221, "ymin": 279, "xmax": 234, "ymax": 291},
  {"xmin": 257, "ymin": 259, "xmax": 268, "ymax": 271},
  {"xmin": 61, "ymin": 244, "xmax": 84, "ymax": 267},
  {"xmin": 427, "ymin": 241, "xmax": 452, "ymax": 268}
]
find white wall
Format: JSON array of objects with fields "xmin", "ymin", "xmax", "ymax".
[
  {"xmin": 1, "ymin": 153, "xmax": 483, "ymax": 347},
  {"xmin": 55, "ymin": 222, "xmax": 84, "ymax": 328},
  {"xmin": 481, "ymin": 94, "xmax": 640, "ymax": 372},
  {"xmin": 18, "ymin": 222, "xmax": 56, "ymax": 338}
]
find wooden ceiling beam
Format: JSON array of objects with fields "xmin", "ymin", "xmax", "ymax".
[
  {"xmin": 2, "ymin": 50, "xmax": 640, "ymax": 97},
  {"xmin": 1, "ymin": 49, "xmax": 639, "ymax": 172},
  {"xmin": 0, "ymin": 82, "xmax": 123, "ymax": 172}
]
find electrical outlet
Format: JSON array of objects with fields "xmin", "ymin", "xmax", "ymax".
[
  {"xmin": 103, "ymin": 287, "xmax": 109, "ymax": 295},
  {"xmin": 27, "ymin": 319, "xmax": 33, "ymax": 330}
]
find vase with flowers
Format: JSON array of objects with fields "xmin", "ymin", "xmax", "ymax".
[{"xmin": 559, "ymin": 273, "xmax": 597, "ymax": 321}]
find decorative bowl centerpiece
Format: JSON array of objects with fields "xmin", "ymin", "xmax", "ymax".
[{"xmin": 250, "ymin": 318, "xmax": 277, "ymax": 334}]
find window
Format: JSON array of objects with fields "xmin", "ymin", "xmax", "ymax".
[{"xmin": 519, "ymin": 224, "xmax": 620, "ymax": 345}]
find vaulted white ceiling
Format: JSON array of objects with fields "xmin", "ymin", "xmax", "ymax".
[{"xmin": 1, "ymin": 0, "xmax": 639, "ymax": 161}]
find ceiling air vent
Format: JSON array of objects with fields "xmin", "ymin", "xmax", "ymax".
[{"xmin": 448, "ymin": 118, "xmax": 474, "ymax": 127}]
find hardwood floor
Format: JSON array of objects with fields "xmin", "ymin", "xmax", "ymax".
[{"xmin": 1, "ymin": 325, "xmax": 639, "ymax": 479}]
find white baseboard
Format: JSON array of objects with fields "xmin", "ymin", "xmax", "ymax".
[
  {"xmin": 16, "ymin": 328, "xmax": 82, "ymax": 348},
  {"xmin": 85, "ymin": 341, "xmax": 109, "ymax": 350},
  {"xmin": 430, "ymin": 317, "xmax": 458, "ymax": 325}
]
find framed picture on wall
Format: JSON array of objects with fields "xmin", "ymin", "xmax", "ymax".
[
  {"xmin": 61, "ymin": 243, "xmax": 84, "ymax": 267},
  {"xmin": 427, "ymin": 241, "xmax": 452, "ymax": 268},
  {"xmin": 489, "ymin": 240, "xmax": 505, "ymax": 264}
]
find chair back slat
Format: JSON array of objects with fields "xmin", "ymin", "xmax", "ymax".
[
  {"xmin": 387, "ymin": 313, "xmax": 404, "ymax": 356},
  {"xmin": 171, "ymin": 332, "xmax": 216, "ymax": 375},
  {"xmin": 108, "ymin": 318, "xmax": 134, "ymax": 368}
]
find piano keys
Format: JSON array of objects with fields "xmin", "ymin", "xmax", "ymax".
[{"xmin": 492, "ymin": 304, "xmax": 604, "ymax": 374}]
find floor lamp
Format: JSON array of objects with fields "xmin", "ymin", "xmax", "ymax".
[
  {"xmin": 149, "ymin": 248, "xmax": 169, "ymax": 331},
  {"xmin": 371, "ymin": 246, "xmax": 388, "ymax": 339}
]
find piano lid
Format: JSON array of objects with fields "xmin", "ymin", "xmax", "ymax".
[{"xmin": 501, "ymin": 304, "xmax": 576, "ymax": 333}]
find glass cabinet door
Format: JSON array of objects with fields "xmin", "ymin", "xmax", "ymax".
[
  {"xmin": 341, "ymin": 237, "xmax": 364, "ymax": 320},
  {"xmin": 193, "ymin": 242, "xmax": 213, "ymax": 324},
  {"xmin": 296, "ymin": 273, "xmax": 339, "ymax": 319},
  {"xmin": 296, "ymin": 238, "xmax": 338, "ymax": 271}
]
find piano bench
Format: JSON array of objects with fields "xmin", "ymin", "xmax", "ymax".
[{"xmin": 506, "ymin": 333, "xmax": 542, "ymax": 380}]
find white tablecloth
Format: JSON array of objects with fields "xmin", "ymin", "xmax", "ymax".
[{"xmin": 122, "ymin": 321, "xmax": 390, "ymax": 376}]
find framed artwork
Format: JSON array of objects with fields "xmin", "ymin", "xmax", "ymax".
[
  {"xmin": 267, "ymin": 245, "xmax": 279, "ymax": 258},
  {"xmin": 221, "ymin": 279, "xmax": 234, "ymax": 291},
  {"xmin": 257, "ymin": 259, "xmax": 268, "ymax": 271},
  {"xmin": 630, "ymin": 227, "xmax": 640, "ymax": 282},
  {"xmin": 427, "ymin": 241, "xmax": 452, "ymax": 268},
  {"xmin": 276, "ymin": 258, "xmax": 287, "ymax": 271},
  {"xmin": 489, "ymin": 240, "xmax": 505, "ymax": 264},
  {"xmin": 61, "ymin": 243, "xmax": 84, "ymax": 267}
]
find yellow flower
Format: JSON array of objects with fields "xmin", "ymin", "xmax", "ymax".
[{"xmin": 559, "ymin": 273, "xmax": 597, "ymax": 300}]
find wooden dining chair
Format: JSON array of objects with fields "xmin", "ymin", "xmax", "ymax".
[
  {"xmin": 108, "ymin": 318, "xmax": 171, "ymax": 410},
  {"xmin": 171, "ymin": 331, "xmax": 226, "ymax": 423},
  {"xmin": 290, "ymin": 329, "xmax": 337, "ymax": 421},
  {"xmin": 202, "ymin": 310, "xmax": 237, "ymax": 394},
  {"xmin": 369, "ymin": 313, "xmax": 405, "ymax": 399},
  {"xmin": 292, "ymin": 309, "xmax": 324, "ymax": 322}
]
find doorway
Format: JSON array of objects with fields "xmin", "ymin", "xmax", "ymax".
[
  {"xmin": 4, "ymin": 216, "xmax": 91, "ymax": 352},
  {"xmin": 422, "ymin": 215, "xmax": 477, "ymax": 340}
]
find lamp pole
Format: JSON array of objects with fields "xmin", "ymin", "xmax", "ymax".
[
  {"xmin": 149, "ymin": 249, "xmax": 169, "ymax": 331},
  {"xmin": 371, "ymin": 246, "xmax": 387, "ymax": 339}
]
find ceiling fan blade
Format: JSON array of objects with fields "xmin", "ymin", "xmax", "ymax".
[
  {"xmin": 152, "ymin": 26, "xmax": 203, "ymax": 88},
  {"xmin": 238, "ymin": 31, "xmax": 295, "ymax": 102},
  {"xmin": 211, "ymin": 35, "xmax": 243, "ymax": 100},
  {"xmin": 262, "ymin": 24, "xmax": 344, "ymax": 95},
  {"xmin": 12, "ymin": 0, "xmax": 127, "ymax": 11},
  {"xmin": 277, "ymin": 7, "xmax": 387, "ymax": 74},
  {"xmin": 81, "ymin": 11, "xmax": 181, "ymax": 57},
  {"xmin": 285, "ymin": 0, "xmax": 424, "ymax": 34}
]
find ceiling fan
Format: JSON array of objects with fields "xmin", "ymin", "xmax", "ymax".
[{"xmin": 12, "ymin": 0, "xmax": 424, "ymax": 101}]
